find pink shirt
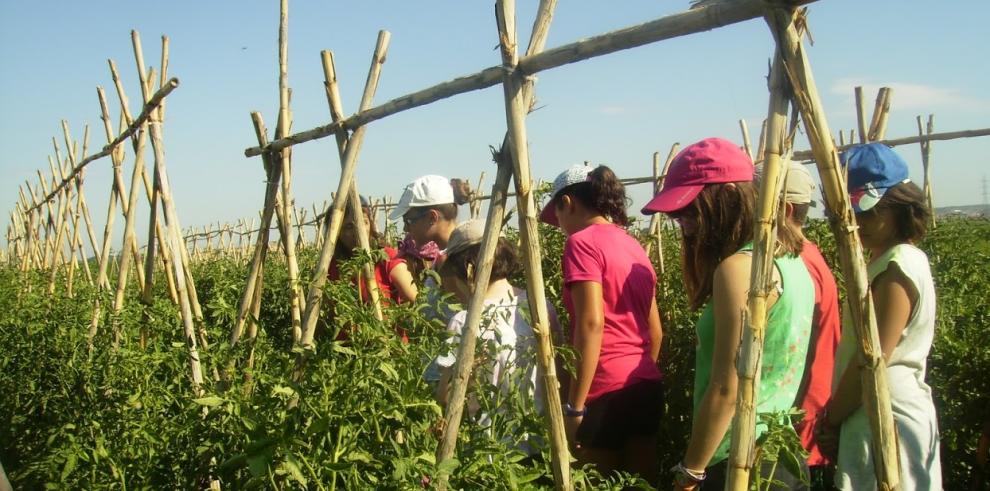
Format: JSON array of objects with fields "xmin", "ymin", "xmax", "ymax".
[
  {"xmin": 796, "ymin": 241, "xmax": 841, "ymax": 465},
  {"xmin": 562, "ymin": 223, "xmax": 662, "ymax": 404}
]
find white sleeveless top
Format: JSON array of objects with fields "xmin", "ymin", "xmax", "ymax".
[{"xmin": 833, "ymin": 243, "xmax": 942, "ymax": 490}]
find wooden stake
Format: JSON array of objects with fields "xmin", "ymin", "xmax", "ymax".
[
  {"xmin": 740, "ymin": 119, "xmax": 753, "ymax": 160},
  {"xmin": 297, "ymin": 31, "xmax": 391, "ymax": 356},
  {"xmin": 765, "ymin": 8, "xmax": 900, "ymax": 489},
  {"xmin": 132, "ymin": 29, "xmax": 206, "ymax": 394},
  {"xmin": 442, "ymin": 1, "xmax": 568, "ymax": 488},
  {"xmin": 321, "ymin": 49, "xmax": 385, "ymax": 323},
  {"xmin": 855, "ymin": 86, "xmax": 868, "ymax": 144},
  {"xmin": 918, "ymin": 114, "xmax": 936, "ymax": 229},
  {"xmin": 726, "ymin": 39, "xmax": 790, "ymax": 491}
]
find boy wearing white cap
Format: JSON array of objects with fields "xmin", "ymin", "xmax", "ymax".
[{"xmin": 757, "ymin": 161, "xmax": 841, "ymax": 488}]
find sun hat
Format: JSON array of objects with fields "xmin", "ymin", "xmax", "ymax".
[
  {"xmin": 444, "ymin": 219, "xmax": 488, "ymax": 257},
  {"xmin": 388, "ymin": 175, "xmax": 455, "ymax": 220},
  {"xmin": 754, "ymin": 161, "xmax": 818, "ymax": 207},
  {"xmin": 538, "ymin": 163, "xmax": 594, "ymax": 226},
  {"xmin": 641, "ymin": 137, "xmax": 754, "ymax": 214},
  {"xmin": 841, "ymin": 143, "xmax": 910, "ymax": 213}
]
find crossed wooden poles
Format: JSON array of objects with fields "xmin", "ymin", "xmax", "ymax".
[
  {"xmin": 12, "ymin": 0, "xmax": 984, "ymax": 488},
  {"xmin": 8, "ymin": 32, "xmax": 208, "ymax": 397}
]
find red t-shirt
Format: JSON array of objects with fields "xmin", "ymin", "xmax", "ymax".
[
  {"xmin": 796, "ymin": 241, "xmax": 841, "ymax": 465},
  {"xmin": 328, "ymin": 246, "xmax": 408, "ymax": 341},
  {"xmin": 562, "ymin": 223, "xmax": 663, "ymax": 404}
]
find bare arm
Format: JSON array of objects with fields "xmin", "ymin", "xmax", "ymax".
[
  {"xmin": 827, "ymin": 264, "xmax": 915, "ymax": 424},
  {"xmin": 388, "ymin": 261, "xmax": 418, "ymax": 303},
  {"xmin": 648, "ymin": 296, "xmax": 663, "ymax": 363},
  {"xmin": 567, "ymin": 281, "xmax": 604, "ymax": 411},
  {"xmin": 682, "ymin": 253, "xmax": 749, "ymax": 471}
]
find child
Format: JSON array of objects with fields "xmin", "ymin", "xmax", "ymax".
[
  {"xmin": 433, "ymin": 220, "xmax": 554, "ymax": 453},
  {"xmin": 819, "ymin": 143, "xmax": 942, "ymax": 490},
  {"xmin": 643, "ymin": 138, "xmax": 814, "ymax": 490},
  {"xmin": 540, "ymin": 163, "xmax": 664, "ymax": 482},
  {"xmin": 326, "ymin": 197, "xmax": 401, "ymax": 340},
  {"xmin": 758, "ymin": 162, "xmax": 841, "ymax": 488}
]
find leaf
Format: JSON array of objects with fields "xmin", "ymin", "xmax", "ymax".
[
  {"xmin": 347, "ymin": 451, "xmax": 373, "ymax": 464},
  {"xmin": 192, "ymin": 395, "xmax": 224, "ymax": 407},
  {"xmin": 379, "ymin": 363, "xmax": 399, "ymax": 381},
  {"xmin": 61, "ymin": 452, "xmax": 77, "ymax": 481},
  {"xmin": 272, "ymin": 385, "xmax": 295, "ymax": 397},
  {"xmin": 436, "ymin": 457, "xmax": 460, "ymax": 476},
  {"xmin": 281, "ymin": 455, "xmax": 308, "ymax": 487}
]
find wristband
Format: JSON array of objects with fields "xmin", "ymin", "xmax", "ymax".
[
  {"xmin": 671, "ymin": 461, "xmax": 706, "ymax": 485},
  {"xmin": 563, "ymin": 403, "xmax": 587, "ymax": 417}
]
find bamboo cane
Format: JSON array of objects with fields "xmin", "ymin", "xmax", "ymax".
[
  {"xmin": 440, "ymin": 1, "xmax": 570, "ymax": 488},
  {"xmin": 244, "ymin": 0, "xmax": 816, "ymax": 158},
  {"xmin": 230, "ymin": 112, "xmax": 283, "ymax": 347},
  {"xmin": 108, "ymin": 125, "xmax": 148, "ymax": 344},
  {"xmin": 726, "ymin": 39, "xmax": 790, "ymax": 491},
  {"xmin": 868, "ymin": 87, "xmax": 893, "ymax": 142},
  {"xmin": 132, "ymin": 29, "xmax": 205, "ymax": 395},
  {"xmin": 273, "ymin": 0, "xmax": 307, "ymax": 344},
  {"xmin": 755, "ymin": 118, "xmax": 769, "ymax": 163},
  {"xmin": 140, "ymin": 152, "xmax": 163, "ymax": 349},
  {"xmin": 24, "ymin": 79, "xmax": 179, "ymax": 214},
  {"xmin": 320, "ymin": 49, "xmax": 385, "ymax": 323},
  {"xmin": 62, "ymin": 124, "xmax": 95, "ymax": 288},
  {"xmin": 793, "ymin": 127, "xmax": 990, "ymax": 161},
  {"xmin": 765, "ymin": 8, "xmax": 900, "ymax": 490},
  {"xmin": 296, "ymin": 30, "xmax": 391, "ymax": 356},
  {"xmin": 918, "ymin": 114, "xmax": 936, "ymax": 229},
  {"xmin": 740, "ymin": 119, "xmax": 754, "ymax": 160},
  {"xmin": 64, "ymin": 123, "xmax": 101, "ymax": 264},
  {"xmin": 855, "ymin": 86, "xmax": 868, "ymax": 144}
]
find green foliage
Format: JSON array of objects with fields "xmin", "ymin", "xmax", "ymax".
[{"xmin": 1, "ymin": 217, "xmax": 987, "ymax": 489}]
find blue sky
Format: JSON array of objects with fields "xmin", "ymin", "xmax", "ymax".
[{"xmin": 2, "ymin": 1, "xmax": 988, "ymax": 248}]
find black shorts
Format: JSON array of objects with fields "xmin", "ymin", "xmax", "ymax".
[{"xmin": 576, "ymin": 379, "xmax": 664, "ymax": 450}]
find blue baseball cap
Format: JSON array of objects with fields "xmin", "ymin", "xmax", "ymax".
[{"xmin": 841, "ymin": 143, "xmax": 910, "ymax": 213}]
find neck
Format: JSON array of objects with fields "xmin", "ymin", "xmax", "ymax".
[
  {"xmin": 570, "ymin": 213, "xmax": 611, "ymax": 234},
  {"xmin": 484, "ymin": 278, "xmax": 514, "ymax": 300},
  {"xmin": 432, "ymin": 221, "xmax": 456, "ymax": 248}
]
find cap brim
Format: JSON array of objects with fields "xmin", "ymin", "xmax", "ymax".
[
  {"xmin": 539, "ymin": 201, "xmax": 559, "ymax": 227},
  {"xmin": 641, "ymin": 184, "xmax": 705, "ymax": 215},
  {"xmin": 850, "ymin": 186, "xmax": 887, "ymax": 214},
  {"xmin": 388, "ymin": 203, "xmax": 409, "ymax": 220}
]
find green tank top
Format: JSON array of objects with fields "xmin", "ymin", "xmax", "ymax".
[{"xmin": 693, "ymin": 244, "xmax": 815, "ymax": 465}]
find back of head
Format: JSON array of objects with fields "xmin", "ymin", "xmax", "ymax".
[
  {"xmin": 841, "ymin": 143, "xmax": 929, "ymax": 242},
  {"xmin": 440, "ymin": 219, "xmax": 517, "ymax": 283},
  {"xmin": 540, "ymin": 164, "xmax": 628, "ymax": 226}
]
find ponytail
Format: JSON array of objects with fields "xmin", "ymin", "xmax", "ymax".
[{"xmin": 558, "ymin": 165, "xmax": 629, "ymax": 225}]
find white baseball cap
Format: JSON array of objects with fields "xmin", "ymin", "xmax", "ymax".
[
  {"xmin": 754, "ymin": 161, "xmax": 818, "ymax": 207},
  {"xmin": 389, "ymin": 175, "xmax": 455, "ymax": 220},
  {"xmin": 539, "ymin": 163, "xmax": 593, "ymax": 226}
]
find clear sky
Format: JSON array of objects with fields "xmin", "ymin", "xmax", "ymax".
[{"xmin": 2, "ymin": 1, "xmax": 988, "ymax": 249}]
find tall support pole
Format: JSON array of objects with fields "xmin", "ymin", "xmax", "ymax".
[
  {"xmin": 726, "ymin": 41, "xmax": 790, "ymax": 491},
  {"xmin": 275, "ymin": 0, "xmax": 306, "ymax": 344},
  {"xmin": 108, "ymin": 124, "xmax": 148, "ymax": 343},
  {"xmin": 230, "ymin": 113, "xmax": 283, "ymax": 348},
  {"xmin": 739, "ymin": 119, "xmax": 754, "ymax": 160},
  {"xmin": 868, "ymin": 87, "xmax": 893, "ymax": 142},
  {"xmin": 765, "ymin": 7, "xmax": 901, "ymax": 490},
  {"xmin": 648, "ymin": 143, "xmax": 678, "ymax": 278},
  {"xmin": 917, "ymin": 114, "xmax": 936, "ymax": 229},
  {"xmin": 321, "ymin": 49, "xmax": 385, "ymax": 322},
  {"xmin": 446, "ymin": 1, "xmax": 570, "ymax": 488},
  {"xmin": 132, "ymin": 30, "xmax": 205, "ymax": 394},
  {"xmin": 855, "ymin": 86, "xmax": 869, "ymax": 144},
  {"xmin": 296, "ymin": 31, "xmax": 390, "ymax": 357}
]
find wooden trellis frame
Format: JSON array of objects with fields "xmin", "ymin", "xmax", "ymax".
[{"xmin": 7, "ymin": 1, "xmax": 990, "ymax": 488}]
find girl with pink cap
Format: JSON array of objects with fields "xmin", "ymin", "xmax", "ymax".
[
  {"xmin": 540, "ymin": 164, "xmax": 664, "ymax": 482},
  {"xmin": 642, "ymin": 137, "xmax": 814, "ymax": 490}
]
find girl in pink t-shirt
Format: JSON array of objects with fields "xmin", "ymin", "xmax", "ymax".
[{"xmin": 539, "ymin": 164, "xmax": 664, "ymax": 481}]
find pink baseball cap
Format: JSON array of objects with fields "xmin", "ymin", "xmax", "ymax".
[{"xmin": 641, "ymin": 137, "xmax": 754, "ymax": 214}]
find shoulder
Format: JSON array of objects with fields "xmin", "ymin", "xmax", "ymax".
[{"xmin": 714, "ymin": 253, "xmax": 752, "ymax": 295}]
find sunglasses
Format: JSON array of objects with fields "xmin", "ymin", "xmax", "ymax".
[{"xmin": 402, "ymin": 211, "xmax": 430, "ymax": 226}]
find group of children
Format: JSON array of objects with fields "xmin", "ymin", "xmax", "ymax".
[{"xmin": 326, "ymin": 138, "xmax": 942, "ymax": 490}]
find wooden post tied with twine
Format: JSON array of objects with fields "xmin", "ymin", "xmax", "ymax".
[
  {"xmin": 765, "ymin": 7, "xmax": 901, "ymax": 490},
  {"xmin": 725, "ymin": 32, "xmax": 792, "ymax": 490}
]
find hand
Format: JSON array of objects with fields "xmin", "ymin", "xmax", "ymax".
[
  {"xmin": 564, "ymin": 414, "xmax": 583, "ymax": 451},
  {"xmin": 672, "ymin": 480, "xmax": 699, "ymax": 491},
  {"xmin": 815, "ymin": 415, "xmax": 840, "ymax": 461}
]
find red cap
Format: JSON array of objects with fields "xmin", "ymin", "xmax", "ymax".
[{"xmin": 641, "ymin": 137, "xmax": 753, "ymax": 214}]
